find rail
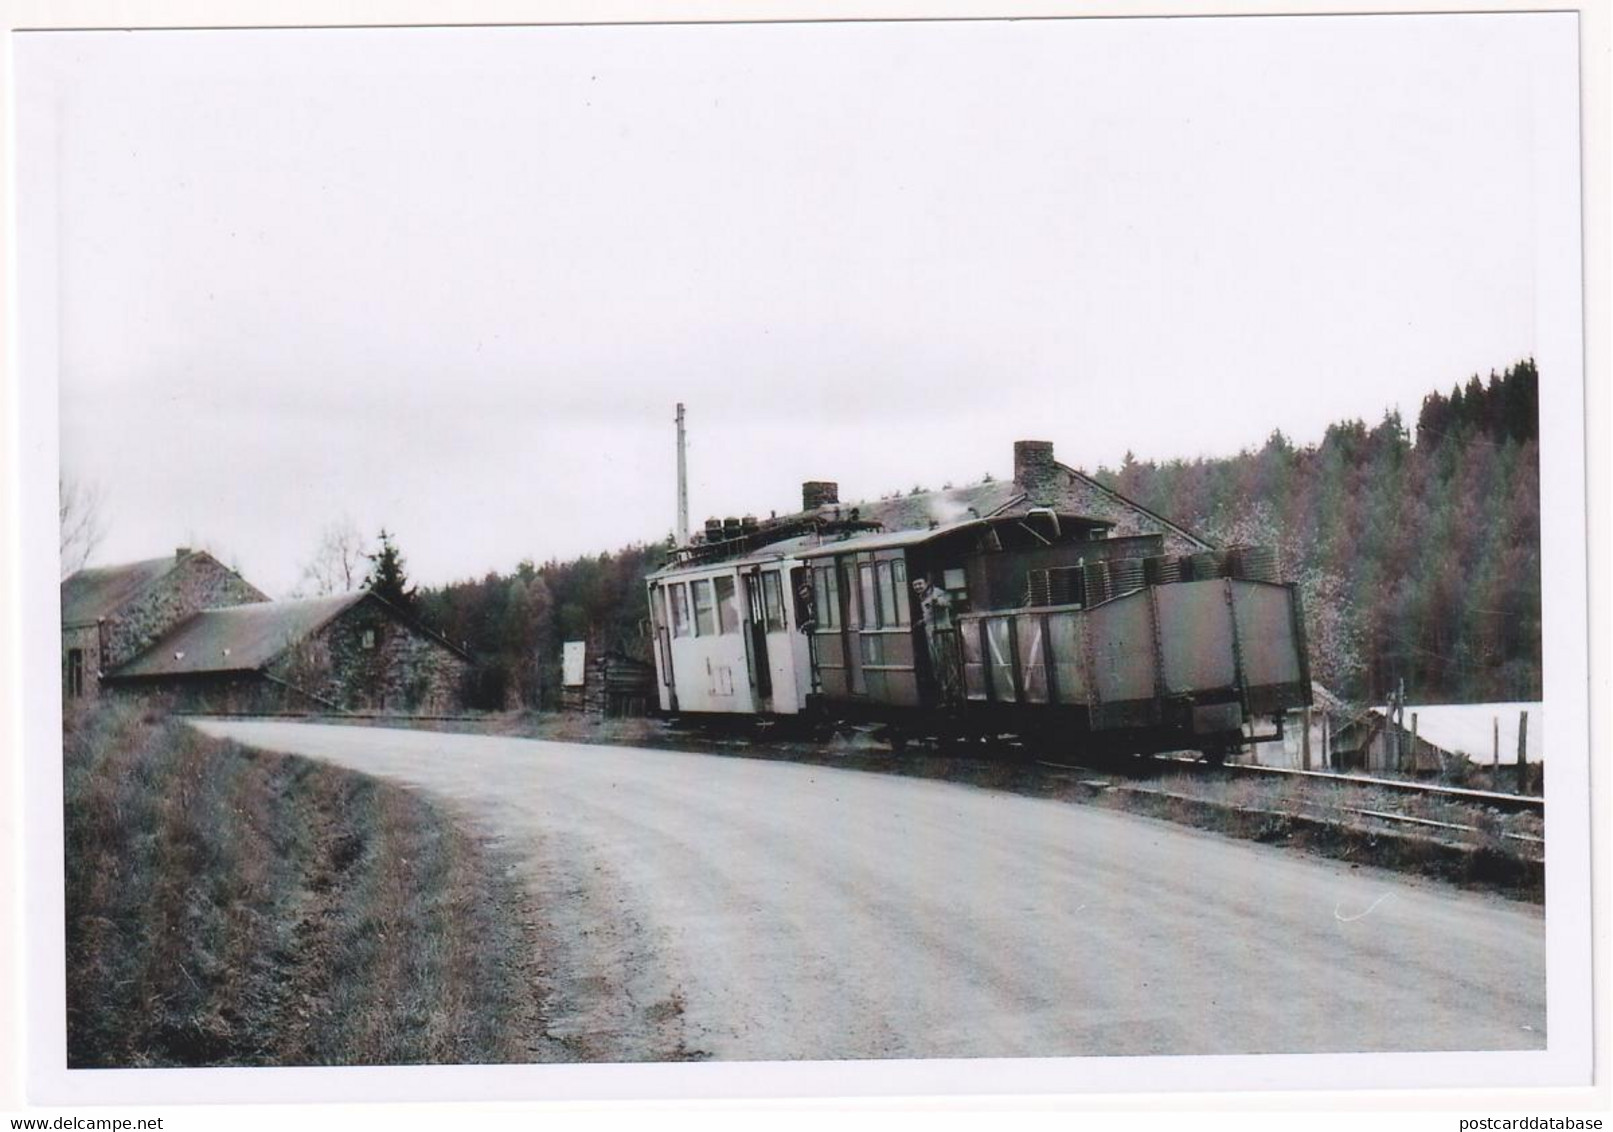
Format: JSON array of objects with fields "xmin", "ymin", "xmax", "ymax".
[{"xmin": 1214, "ymin": 760, "xmax": 1544, "ymax": 815}]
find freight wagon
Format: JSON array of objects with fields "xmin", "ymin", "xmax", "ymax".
[{"xmin": 646, "ymin": 508, "xmax": 1311, "ymax": 761}]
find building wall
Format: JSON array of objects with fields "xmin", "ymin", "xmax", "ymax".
[
  {"xmin": 1012, "ymin": 441, "xmax": 1207, "ymax": 556},
  {"xmin": 267, "ymin": 599, "xmax": 469, "ymax": 713},
  {"xmin": 104, "ymin": 672, "xmax": 315, "ymax": 714},
  {"xmin": 61, "ymin": 624, "xmax": 103, "ymax": 700},
  {"xmin": 100, "ymin": 554, "xmax": 268, "ymax": 672}
]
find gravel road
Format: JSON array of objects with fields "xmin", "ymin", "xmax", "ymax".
[{"xmin": 193, "ymin": 719, "xmax": 1546, "ymax": 1062}]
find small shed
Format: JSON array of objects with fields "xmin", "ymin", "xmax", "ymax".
[{"xmin": 562, "ymin": 646, "xmax": 655, "ymax": 718}]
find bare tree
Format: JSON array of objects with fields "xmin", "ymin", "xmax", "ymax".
[
  {"xmin": 293, "ymin": 518, "xmax": 369, "ymax": 597},
  {"xmin": 59, "ymin": 474, "xmax": 107, "ymax": 579}
]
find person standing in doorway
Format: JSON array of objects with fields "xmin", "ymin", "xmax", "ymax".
[{"xmin": 912, "ymin": 576, "xmax": 959, "ymax": 703}]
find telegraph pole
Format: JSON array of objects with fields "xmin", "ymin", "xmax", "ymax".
[{"xmin": 675, "ymin": 403, "xmax": 690, "ymax": 546}]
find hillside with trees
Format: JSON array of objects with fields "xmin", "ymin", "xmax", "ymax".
[
  {"xmin": 418, "ymin": 544, "xmax": 668, "ymax": 711},
  {"xmin": 409, "ymin": 359, "xmax": 1540, "ymax": 711},
  {"xmin": 1091, "ymin": 359, "xmax": 1541, "ymax": 704}
]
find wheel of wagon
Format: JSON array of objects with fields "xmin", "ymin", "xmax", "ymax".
[
  {"xmin": 882, "ymin": 726, "xmax": 909, "ymax": 753},
  {"xmin": 1201, "ymin": 746, "xmax": 1228, "ymax": 768}
]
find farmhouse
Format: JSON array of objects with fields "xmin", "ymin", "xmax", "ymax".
[
  {"xmin": 63, "ymin": 551, "xmax": 472, "ymax": 714},
  {"xmin": 60, "ymin": 548, "xmax": 268, "ymax": 701},
  {"xmin": 103, "ymin": 591, "xmax": 472, "ymax": 714}
]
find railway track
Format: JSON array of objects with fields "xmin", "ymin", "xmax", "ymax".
[
  {"xmin": 1033, "ymin": 751, "xmax": 1544, "ymax": 856},
  {"xmin": 1034, "ymin": 752, "xmax": 1542, "ymax": 814}
]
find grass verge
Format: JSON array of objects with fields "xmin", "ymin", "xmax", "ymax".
[{"xmin": 64, "ymin": 702, "xmax": 558, "ymax": 1067}]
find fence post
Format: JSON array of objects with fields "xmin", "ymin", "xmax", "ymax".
[
  {"xmin": 1301, "ymin": 707, "xmax": 1312, "ymax": 771},
  {"xmin": 1384, "ymin": 696, "xmax": 1396, "ymax": 773},
  {"xmin": 1323, "ymin": 713, "xmax": 1332, "ymax": 771},
  {"xmin": 1517, "ymin": 709, "xmax": 1529, "ymax": 795},
  {"xmin": 1492, "ymin": 715, "xmax": 1500, "ymax": 790},
  {"xmin": 1411, "ymin": 711, "xmax": 1419, "ymax": 776}
]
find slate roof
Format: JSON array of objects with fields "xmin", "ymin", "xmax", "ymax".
[
  {"xmin": 61, "ymin": 555, "xmax": 184, "ymax": 626},
  {"xmin": 108, "ymin": 592, "xmax": 369, "ymax": 678},
  {"xmin": 802, "ymin": 470, "xmax": 1204, "ymax": 549},
  {"xmin": 848, "ymin": 480, "xmax": 1027, "ymax": 532}
]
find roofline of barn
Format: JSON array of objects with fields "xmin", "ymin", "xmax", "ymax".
[
  {"xmin": 1057, "ymin": 462, "xmax": 1213, "ymax": 552},
  {"xmin": 60, "ymin": 548, "xmax": 263, "ymax": 628},
  {"xmin": 104, "ymin": 588, "xmax": 474, "ymax": 682}
]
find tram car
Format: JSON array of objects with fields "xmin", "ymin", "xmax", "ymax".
[{"xmin": 645, "ymin": 508, "xmax": 1312, "ymax": 761}]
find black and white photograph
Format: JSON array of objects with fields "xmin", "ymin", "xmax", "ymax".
[{"xmin": 5, "ymin": 0, "xmax": 1601, "ymax": 1116}]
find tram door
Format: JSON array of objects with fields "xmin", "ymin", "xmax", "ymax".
[
  {"xmin": 649, "ymin": 583, "xmax": 677, "ymax": 711},
  {"xmin": 842, "ymin": 559, "xmax": 867, "ymax": 696},
  {"xmin": 743, "ymin": 570, "xmax": 773, "ymax": 703}
]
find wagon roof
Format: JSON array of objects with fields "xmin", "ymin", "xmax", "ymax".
[
  {"xmin": 107, "ymin": 592, "xmax": 371, "ymax": 677},
  {"xmin": 649, "ymin": 511, "xmax": 1113, "ymax": 579},
  {"xmin": 794, "ymin": 510, "xmax": 1113, "ymax": 559}
]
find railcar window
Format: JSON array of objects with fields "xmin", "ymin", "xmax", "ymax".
[
  {"xmin": 714, "ymin": 576, "xmax": 739, "ymax": 635},
  {"xmin": 891, "ymin": 559, "xmax": 910, "ymax": 625},
  {"xmin": 877, "ymin": 562, "xmax": 898, "ymax": 627},
  {"xmin": 762, "ymin": 572, "xmax": 785, "ymax": 631},
  {"xmin": 692, "ymin": 579, "xmax": 717, "ymax": 637},
  {"xmin": 669, "ymin": 584, "xmax": 692, "ymax": 638},
  {"xmin": 859, "ymin": 563, "xmax": 878, "ymax": 629},
  {"xmin": 813, "ymin": 566, "xmax": 840, "ymax": 630}
]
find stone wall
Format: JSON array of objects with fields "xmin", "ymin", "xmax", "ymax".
[
  {"xmin": 61, "ymin": 624, "xmax": 102, "ymax": 701},
  {"xmin": 104, "ymin": 672, "xmax": 319, "ymax": 715},
  {"xmin": 267, "ymin": 598, "xmax": 468, "ymax": 714},
  {"xmin": 1043, "ymin": 469, "xmax": 1207, "ymax": 556},
  {"xmin": 101, "ymin": 553, "xmax": 268, "ymax": 671},
  {"xmin": 1011, "ymin": 439, "xmax": 1207, "ymax": 556}
]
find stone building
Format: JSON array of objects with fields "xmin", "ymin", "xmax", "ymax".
[
  {"xmin": 60, "ymin": 548, "xmax": 267, "ymax": 701},
  {"xmin": 791, "ymin": 439, "xmax": 1209, "ymax": 555},
  {"xmin": 102, "ymin": 591, "xmax": 472, "ymax": 714}
]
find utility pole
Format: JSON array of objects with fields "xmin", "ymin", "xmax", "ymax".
[{"xmin": 675, "ymin": 403, "xmax": 690, "ymax": 547}]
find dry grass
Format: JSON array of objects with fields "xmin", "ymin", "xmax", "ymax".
[{"xmin": 63, "ymin": 701, "xmax": 555, "ymax": 1067}]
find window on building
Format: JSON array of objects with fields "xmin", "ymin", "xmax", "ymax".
[
  {"xmin": 669, "ymin": 584, "xmax": 692, "ymax": 638},
  {"xmin": 361, "ymin": 628, "xmax": 376, "ymax": 650},
  {"xmin": 762, "ymin": 571, "xmax": 785, "ymax": 632},
  {"xmin": 691, "ymin": 578, "xmax": 717, "ymax": 637},
  {"xmin": 714, "ymin": 576, "xmax": 739, "ymax": 635},
  {"xmin": 65, "ymin": 648, "xmax": 84, "ymax": 699}
]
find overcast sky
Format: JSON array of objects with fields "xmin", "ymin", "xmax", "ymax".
[{"xmin": 18, "ymin": 12, "xmax": 1579, "ymax": 597}]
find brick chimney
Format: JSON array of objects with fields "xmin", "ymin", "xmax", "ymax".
[
  {"xmin": 175, "ymin": 546, "xmax": 192, "ymax": 559},
  {"xmin": 802, "ymin": 481, "xmax": 839, "ymax": 511},
  {"xmin": 1013, "ymin": 440, "xmax": 1061, "ymax": 504}
]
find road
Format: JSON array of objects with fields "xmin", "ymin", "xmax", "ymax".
[{"xmin": 192, "ymin": 719, "xmax": 1546, "ymax": 1062}]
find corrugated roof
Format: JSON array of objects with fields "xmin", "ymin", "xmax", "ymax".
[
  {"xmin": 108, "ymin": 592, "xmax": 368, "ymax": 678},
  {"xmin": 61, "ymin": 555, "xmax": 182, "ymax": 626}
]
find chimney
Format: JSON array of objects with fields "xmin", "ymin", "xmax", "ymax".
[
  {"xmin": 802, "ymin": 481, "xmax": 839, "ymax": 511},
  {"xmin": 1013, "ymin": 440, "xmax": 1061, "ymax": 505},
  {"xmin": 175, "ymin": 546, "xmax": 192, "ymax": 559}
]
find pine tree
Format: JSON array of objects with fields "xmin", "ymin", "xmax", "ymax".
[{"xmin": 364, "ymin": 529, "xmax": 418, "ymax": 615}]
